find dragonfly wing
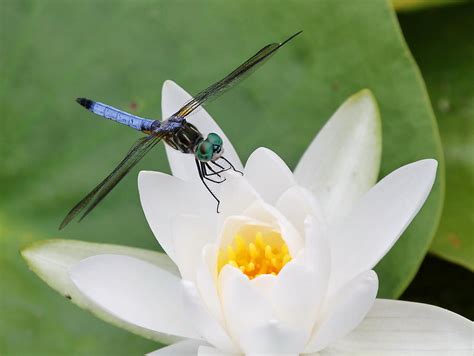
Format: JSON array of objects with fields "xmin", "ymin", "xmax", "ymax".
[
  {"xmin": 173, "ymin": 31, "xmax": 302, "ymax": 119},
  {"xmin": 59, "ymin": 133, "xmax": 164, "ymax": 229}
]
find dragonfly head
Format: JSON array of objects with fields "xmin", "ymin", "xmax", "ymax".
[{"xmin": 195, "ymin": 133, "xmax": 224, "ymax": 162}]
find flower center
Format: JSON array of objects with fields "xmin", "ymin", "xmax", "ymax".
[{"xmin": 218, "ymin": 227, "xmax": 292, "ymax": 279}]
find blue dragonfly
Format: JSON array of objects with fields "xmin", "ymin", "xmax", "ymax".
[{"xmin": 60, "ymin": 31, "xmax": 302, "ymax": 229}]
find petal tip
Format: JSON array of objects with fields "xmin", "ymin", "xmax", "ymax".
[
  {"xmin": 348, "ymin": 89, "xmax": 380, "ymax": 121},
  {"xmin": 246, "ymin": 146, "xmax": 274, "ymax": 163},
  {"xmin": 137, "ymin": 170, "xmax": 146, "ymax": 181},
  {"xmin": 20, "ymin": 239, "xmax": 58, "ymax": 266},
  {"xmin": 138, "ymin": 170, "xmax": 176, "ymax": 184},
  {"xmin": 245, "ymin": 146, "xmax": 294, "ymax": 177},
  {"xmin": 350, "ymin": 88, "xmax": 377, "ymax": 106},
  {"xmin": 412, "ymin": 158, "xmax": 438, "ymax": 179},
  {"xmin": 254, "ymin": 146, "xmax": 273, "ymax": 154},
  {"xmin": 20, "ymin": 243, "xmax": 36, "ymax": 265},
  {"xmin": 138, "ymin": 169, "xmax": 157, "ymax": 180},
  {"xmin": 421, "ymin": 159, "xmax": 439, "ymax": 184},
  {"xmin": 422, "ymin": 158, "xmax": 438, "ymax": 169},
  {"xmin": 355, "ymin": 88, "xmax": 374, "ymax": 97},
  {"xmin": 162, "ymin": 79, "xmax": 177, "ymax": 90},
  {"xmin": 138, "ymin": 170, "xmax": 155, "ymax": 191},
  {"xmin": 367, "ymin": 269, "xmax": 379, "ymax": 289}
]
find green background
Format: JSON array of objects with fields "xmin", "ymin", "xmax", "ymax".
[{"xmin": 0, "ymin": 0, "xmax": 471, "ymax": 354}]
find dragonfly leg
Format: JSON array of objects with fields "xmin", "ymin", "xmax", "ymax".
[
  {"xmin": 205, "ymin": 162, "xmax": 233, "ymax": 178},
  {"xmin": 210, "ymin": 160, "xmax": 232, "ymax": 175},
  {"xmin": 204, "ymin": 162, "xmax": 222, "ymax": 178},
  {"xmin": 221, "ymin": 156, "xmax": 243, "ymax": 175},
  {"xmin": 195, "ymin": 159, "xmax": 221, "ymax": 213},
  {"xmin": 202, "ymin": 162, "xmax": 226, "ymax": 183},
  {"xmin": 211, "ymin": 160, "xmax": 226, "ymax": 170},
  {"xmin": 201, "ymin": 161, "xmax": 231, "ymax": 177}
]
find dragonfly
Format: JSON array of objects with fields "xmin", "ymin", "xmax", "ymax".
[{"xmin": 59, "ymin": 31, "xmax": 302, "ymax": 230}]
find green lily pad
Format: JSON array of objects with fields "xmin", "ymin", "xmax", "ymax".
[
  {"xmin": 400, "ymin": 3, "xmax": 474, "ymax": 271},
  {"xmin": 0, "ymin": 0, "xmax": 442, "ymax": 353}
]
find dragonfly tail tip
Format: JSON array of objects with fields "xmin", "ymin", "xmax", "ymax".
[{"xmin": 76, "ymin": 97, "xmax": 93, "ymax": 110}]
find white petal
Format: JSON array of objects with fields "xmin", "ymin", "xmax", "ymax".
[
  {"xmin": 138, "ymin": 170, "xmax": 215, "ymax": 262},
  {"xmin": 276, "ymin": 185, "xmax": 325, "ymax": 237},
  {"xmin": 196, "ymin": 244, "xmax": 225, "ymax": 324},
  {"xmin": 218, "ymin": 174, "xmax": 260, "ymax": 226},
  {"xmin": 328, "ymin": 159, "xmax": 437, "ymax": 293},
  {"xmin": 294, "ymin": 89, "xmax": 382, "ymax": 223},
  {"xmin": 182, "ymin": 280, "xmax": 238, "ymax": 352},
  {"xmin": 322, "ymin": 299, "xmax": 474, "ymax": 355},
  {"xmin": 305, "ymin": 270, "xmax": 378, "ymax": 353},
  {"xmin": 239, "ymin": 320, "xmax": 308, "ymax": 355},
  {"xmin": 198, "ymin": 345, "xmax": 240, "ymax": 356},
  {"xmin": 273, "ymin": 261, "xmax": 327, "ymax": 333},
  {"xmin": 21, "ymin": 239, "xmax": 180, "ymax": 344},
  {"xmin": 172, "ymin": 215, "xmax": 214, "ymax": 281},
  {"xmin": 273, "ymin": 218, "xmax": 331, "ymax": 333},
  {"xmin": 304, "ymin": 216, "xmax": 330, "ymax": 274},
  {"xmin": 70, "ymin": 254, "xmax": 199, "ymax": 340},
  {"xmin": 250, "ymin": 274, "xmax": 276, "ymax": 301},
  {"xmin": 147, "ymin": 339, "xmax": 206, "ymax": 356},
  {"xmin": 162, "ymin": 80, "xmax": 243, "ymax": 182},
  {"xmin": 244, "ymin": 148, "xmax": 297, "ymax": 205},
  {"xmin": 218, "ymin": 265, "xmax": 273, "ymax": 344}
]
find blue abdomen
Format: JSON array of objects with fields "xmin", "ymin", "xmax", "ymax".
[{"xmin": 82, "ymin": 99, "xmax": 155, "ymax": 132}]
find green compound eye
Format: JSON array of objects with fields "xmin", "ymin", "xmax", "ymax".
[
  {"xmin": 196, "ymin": 140, "xmax": 213, "ymax": 162},
  {"xmin": 206, "ymin": 133, "xmax": 223, "ymax": 146}
]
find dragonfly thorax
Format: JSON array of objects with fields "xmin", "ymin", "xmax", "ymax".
[{"xmin": 162, "ymin": 120, "xmax": 204, "ymax": 154}]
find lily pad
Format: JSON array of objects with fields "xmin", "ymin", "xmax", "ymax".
[
  {"xmin": 0, "ymin": 0, "xmax": 442, "ymax": 354},
  {"xmin": 400, "ymin": 3, "xmax": 474, "ymax": 270}
]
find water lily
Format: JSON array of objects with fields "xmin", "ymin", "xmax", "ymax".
[{"xmin": 22, "ymin": 81, "xmax": 472, "ymax": 355}]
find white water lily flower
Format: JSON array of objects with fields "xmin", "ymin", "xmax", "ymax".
[{"xmin": 22, "ymin": 81, "xmax": 472, "ymax": 355}]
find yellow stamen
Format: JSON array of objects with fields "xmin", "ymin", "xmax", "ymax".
[
  {"xmin": 265, "ymin": 245, "xmax": 273, "ymax": 259},
  {"xmin": 227, "ymin": 246, "xmax": 236, "ymax": 260},
  {"xmin": 249, "ymin": 243, "xmax": 258, "ymax": 258},
  {"xmin": 218, "ymin": 227, "xmax": 292, "ymax": 279}
]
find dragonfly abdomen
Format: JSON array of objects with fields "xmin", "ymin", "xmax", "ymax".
[{"xmin": 76, "ymin": 98, "xmax": 155, "ymax": 132}]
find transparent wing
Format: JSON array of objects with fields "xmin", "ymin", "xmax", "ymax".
[
  {"xmin": 59, "ymin": 133, "xmax": 164, "ymax": 229},
  {"xmin": 173, "ymin": 31, "xmax": 302, "ymax": 119}
]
